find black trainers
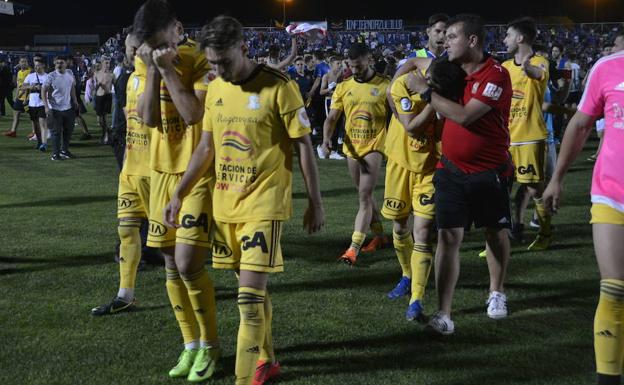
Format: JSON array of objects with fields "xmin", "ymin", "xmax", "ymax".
[
  {"xmin": 91, "ymin": 296, "xmax": 136, "ymax": 316},
  {"xmin": 51, "ymin": 153, "xmax": 63, "ymax": 161},
  {"xmin": 60, "ymin": 150, "xmax": 76, "ymax": 159}
]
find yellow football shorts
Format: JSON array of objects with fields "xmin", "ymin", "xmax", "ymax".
[
  {"xmin": 212, "ymin": 220, "xmax": 284, "ymax": 273},
  {"xmin": 510, "ymin": 141, "xmax": 546, "ymax": 184},
  {"xmin": 381, "ymin": 159, "xmax": 435, "ymax": 220},
  {"xmin": 591, "ymin": 203, "xmax": 624, "ymax": 225},
  {"xmin": 117, "ymin": 173, "xmax": 150, "ymax": 219},
  {"xmin": 147, "ymin": 170, "xmax": 213, "ymax": 249}
]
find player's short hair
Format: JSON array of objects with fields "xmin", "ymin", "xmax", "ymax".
[
  {"xmin": 428, "ymin": 56, "xmax": 466, "ymax": 101},
  {"xmin": 551, "ymin": 43, "xmax": 563, "ymax": 52},
  {"xmin": 448, "ymin": 14, "xmax": 485, "ymax": 47},
  {"xmin": 304, "ymin": 54, "xmax": 313, "ymax": 63},
  {"xmin": 54, "ymin": 55, "xmax": 68, "ymax": 62},
  {"xmin": 132, "ymin": 0, "xmax": 177, "ymax": 43},
  {"xmin": 532, "ymin": 43, "xmax": 548, "ymax": 54},
  {"xmin": 199, "ymin": 15, "xmax": 244, "ymax": 51},
  {"xmin": 347, "ymin": 43, "xmax": 370, "ymax": 60},
  {"xmin": 328, "ymin": 55, "xmax": 342, "ymax": 63},
  {"xmin": 313, "ymin": 50, "xmax": 325, "ymax": 61},
  {"xmin": 508, "ymin": 17, "xmax": 537, "ymax": 44},
  {"xmin": 428, "ymin": 13, "xmax": 449, "ymax": 27}
]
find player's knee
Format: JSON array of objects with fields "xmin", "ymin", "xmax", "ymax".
[
  {"xmin": 118, "ymin": 221, "xmax": 140, "ymax": 244},
  {"xmin": 413, "ymin": 226, "xmax": 430, "ymax": 244}
]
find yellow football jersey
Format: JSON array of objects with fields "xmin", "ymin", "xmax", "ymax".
[
  {"xmin": 386, "ymin": 72, "xmax": 440, "ymax": 174},
  {"xmin": 203, "ymin": 65, "xmax": 311, "ymax": 223},
  {"xmin": 122, "ymin": 72, "xmax": 151, "ymax": 177},
  {"xmin": 135, "ymin": 38, "xmax": 211, "ymax": 174},
  {"xmin": 330, "ymin": 73, "xmax": 390, "ymax": 158},
  {"xmin": 17, "ymin": 68, "xmax": 32, "ymax": 101},
  {"xmin": 502, "ymin": 55, "xmax": 549, "ymax": 143}
]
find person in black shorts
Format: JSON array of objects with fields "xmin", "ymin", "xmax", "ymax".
[{"xmin": 94, "ymin": 57, "xmax": 114, "ymax": 144}]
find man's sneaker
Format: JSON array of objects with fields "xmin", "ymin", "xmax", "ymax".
[
  {"xmin": 60, "ymin": 150, "xmax": 76, "ymax": 159},
  {"xmin": 4, "ymin": 130, "xmax": 16, "ymax": 137},
  {"xmin": 587, "ymin": 153, "xmax": 598, "ymax": 161},
  {"xmin": 168, "ymin": 349, "xmax": 198, "ymax": 378},
  {"xmin": 478, "ymin": 249, "xmax": 487, "ymax": 258},
  {"xmin": 51, "ymin": 154, "xmax": 63, "ymax": 161},
  {"xmin": 38, "ymin": 143, "xmax": 47, "ymax": 152},
  {"xmin": 360, "ymin": 235, "xmax": 390, "ymax": 253},
  {"xmin": 187, "ymin": 346, "xmax": 221, "ymax": 382},
  {"xmin": 26, "ymin": 131, "xmax": 36, "ymax": 139},
  {"xmin": 425, "ymin": 311, "xmax": 454, "ymax": 335},
  {"xmin": 509, "ymin": 223, "xmax": 524, "ymax": 243},
  {"xmin": 252, "ymin": 360, "xmax": 281, "ymax": 385},
  {"xmin": 486, "ymin": 291, "xmax": 508, "ymax": 319},
  {"xmin": 527, "ymin": 234, "xmax": 551, "ymax": 251},
  {"xmin": 406, "ymin": 300, "xmax": 427, "ymax": 323},
  {"xmin": 338, "ymin": 247, "xmax": 358, "ymax": 265},
  {"xmin": 387, "ymin": 276, "xmax": 411, "ymax": 300},
  {"xmin": 316, "ymin": 145, "xmax": 329, "ymax": 159},
  {"xmin": 91, "ymin": 296, "xmax": 136, "ymax": 316},
  {"xmin": 329, "ymin": 151, "xmax": 345, "ymax": 160},
  {"xmin": 529, "ymin": 215, "xmax": 540, "ymax": 229}
]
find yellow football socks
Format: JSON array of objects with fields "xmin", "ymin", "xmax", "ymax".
[
  {"xmin": 182, "ymin": 269, "xmax": 219, "ymax": 345},
  {"xmin": 236, "ymin": 287, "xmax": 266, "ymax": 385},
  {"xmin": 350, "ymin": 231, "xmax": 366, "ymax": 254},
  {"xmin": 534, "ymin": 198, "xmax": 552, "ymax": 237},
  {"xmin": 259, "ymin": 291, "xmax": 275, "ymax": 363},
  {"xmin": 595, "ymin": 279, "xmax": 624, "ymax": 376},
  {"xmin": 166, "ymin": 268, "xmax": 199, "ymax": 344},
  {"xmin": 117, "ymin": 222, "xmax": 141, "ymax": 294},
  {"xmin": 393, "ymin": 231, "xmax": 413, "ymax": 278},
  {"xmin": 370, "ymin": 220, "xmax": 385, "ymax": 237},
  {"xmin": 410, "ymin": 243, "xmax": 433, "ymax": 304}
]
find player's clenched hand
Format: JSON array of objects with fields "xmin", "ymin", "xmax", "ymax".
[
  {"xmin": 137, "ymin": 43, "xmax": 155, "ymax": 67},
  {"xmin": 163, "ymin": 196, "xmax": 182, "ymax": 229},
  {"xmin": 542, "ymin": 180, "xmax": 562, "ymax": 215},
  {"xmin": 303, "ymin": 203, "xmax": 325, "ymax": 234},
  {"xmin": 153, "ymin": 47, "xmax": 177, "ymax": 73}
]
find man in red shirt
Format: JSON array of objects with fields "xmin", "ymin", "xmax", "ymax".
[{"xmin": 408, "ymin": 14, "xmax": 513, "ymax": 335}]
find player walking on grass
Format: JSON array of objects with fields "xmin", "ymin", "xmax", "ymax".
[
  {"xmin": 407, "ymin": 14, "xmax": 513, "ymax": 334},
  {"xmin": 384, "ymin": 57, "xmax": 466, "ymax": 322},
  {"xmin": 91, "ymin": 30, "xmax": 150, "ymax": 317},
  {"xmin": 322, "ymin": 43, "xmax": 390, "ymax": 265},
  {"xmin": 543, "ymin": 41, "xmax": 624, "ymax": 385},
  {"xmin": 132, "ymin": 0, "xmax": 220, "ymax": 382},
  {"xmin": 502, "ymin": 17, "xmax": 552, "ymax": 250},
  {"xmin": 164, "ymin": 16, "xmax": 324, "ymax": 385}
]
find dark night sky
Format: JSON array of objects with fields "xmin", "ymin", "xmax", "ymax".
[{"xmin": 2, "ymin": 0, "xmax": 623, "ymax": 27}]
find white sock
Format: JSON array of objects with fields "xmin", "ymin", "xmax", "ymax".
[
  {"xmin": 116, "ymin": 288, "xmax": 134, "ymax": 302},
  {"xmin": 185, "ymin": 341, "xmax": 199, "ymax": 350}
]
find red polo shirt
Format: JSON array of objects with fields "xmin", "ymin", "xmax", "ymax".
[{"xmin": 440, "ymin": 56, "xmax": 512, "ymax": 173}]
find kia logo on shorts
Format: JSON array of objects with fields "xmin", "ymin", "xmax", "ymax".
[
  {"xmin": 212, "ymin": 241, "xmax": 233, "ymax": 258},
  {"xmin": 384, "ymin": 198, "xmax": 406, "ymax": 212},
  {"xmin": 149, "ymin": 221, "xmax": 167, "ymax": 237}
]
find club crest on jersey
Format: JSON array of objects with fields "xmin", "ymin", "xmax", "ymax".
[
  {"xmin": 371, "ymin": 88, "xmax": 380, "ymax": 96},
  {"xmin": 298, "ymin": 107, "xmax": 311, "ymax": 128},
  {"xmin": 247, "ymin": 94, "xmax": 261, "ymax": 110},
  {"xmin": 400, "ymin": 97, "xmax": 412, "ymax": 112},
  {"xmin": 472, "ymin": 82, "xmax": 480, "ymax": 94}
]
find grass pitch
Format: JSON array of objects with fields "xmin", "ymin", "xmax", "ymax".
[{"xmin": 0, "ymin": 106, "xmax": 600, "ymax": 385}]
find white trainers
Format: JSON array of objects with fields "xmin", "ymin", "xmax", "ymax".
[
  {"xmin": 425, "ymin": 311, "xmax": 454, "ymax": 335},
  {"xmin": 486, "ymin": 291, "xmax": 508, "ymax": 319},
  {"xmin": 316, "ymin": 145, "xmax": 329, "ymax": 159},
  {"xmin": 329, "ymin": 151, "xmax": 345, "ymax": 160}
]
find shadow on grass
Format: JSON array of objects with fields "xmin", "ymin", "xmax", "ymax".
[
  {"xmin": 0, "ymin": 251, "xmax": 112, "ymax": 275},
  {"xmin": 0, "ymin": 194, "xmax": 115, "ymax": 209}
]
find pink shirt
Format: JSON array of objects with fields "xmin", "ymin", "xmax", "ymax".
[{"xmin": 578, "ymin": 51, "xmax": 624, "ymax": 212}]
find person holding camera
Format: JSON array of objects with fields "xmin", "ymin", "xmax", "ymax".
[{"xmin": 23, "ymin": 60, "xmax": 49, "ymax": 151}]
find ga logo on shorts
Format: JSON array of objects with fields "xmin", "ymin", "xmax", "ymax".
[
  {"xmin": 212, "ymin": 241, "xmax": 233, "ymax": 258},
  {"xmin": 419, "ymin": 193, "xmax": 435, "ymax": 206},
  {"xmin": 149, "ymin": 220, "xmax": 167, "ymax": 237},
  {"xmin": 242, "ymin": 232, "xmax": 269, "ymax": 253},
  {"xmin": 384, "ymin": 198, "xmax": 407, "ymax": 212},
  {"xmin": 181, "ymin": 213, "xmax": 210, "ymax": 233},
  {"xmin": 517, "ymin": 164, "xmax": 537, "ymax": 175}
]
